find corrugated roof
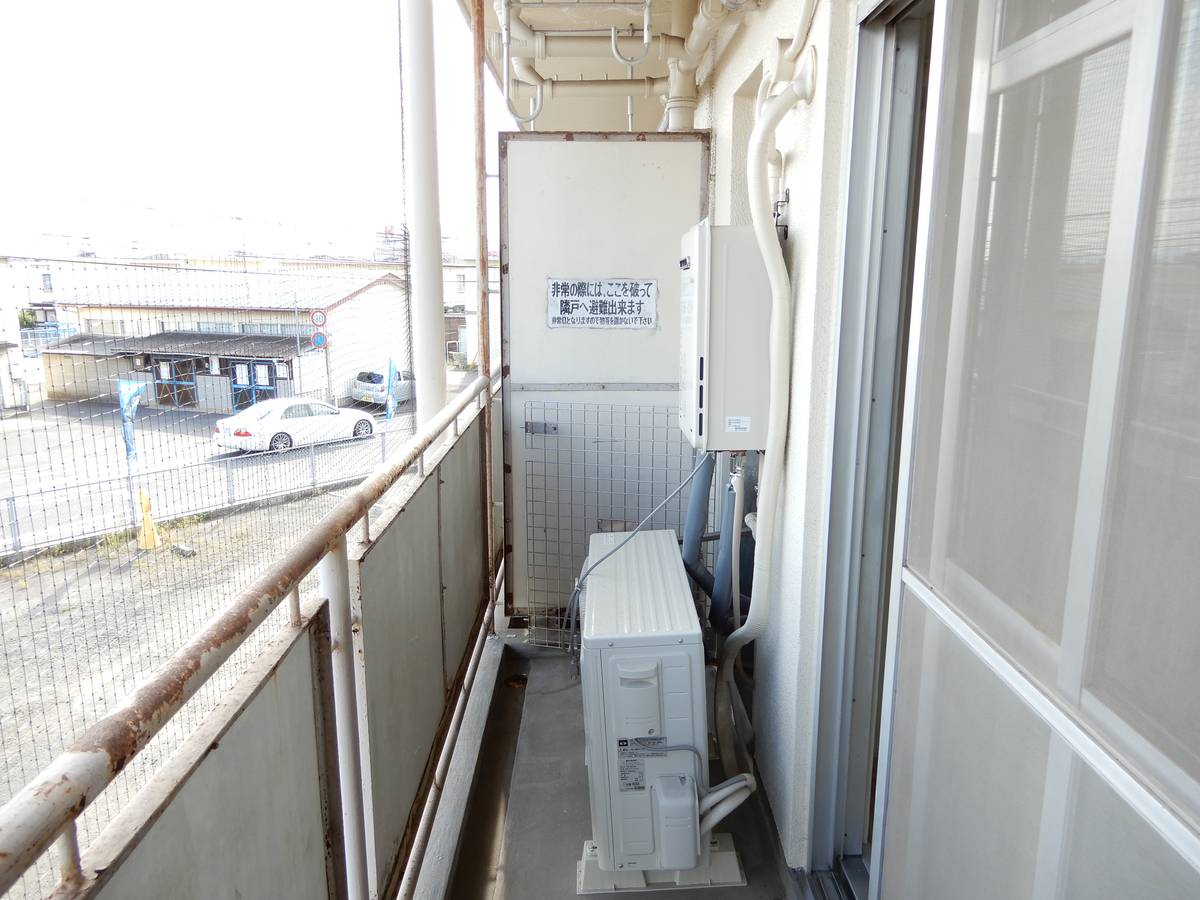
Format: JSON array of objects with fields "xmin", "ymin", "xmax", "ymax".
[
  {"xmin": 111, "ymin": 331, "xmax": 302, "ymax": 359},
  {"xmin": 42, "ymin": 334, "xmax": 128, "ymax": 357},
  {"xmin": 47, "ymin": 331, "xmax": 303, "ymax": 359}
]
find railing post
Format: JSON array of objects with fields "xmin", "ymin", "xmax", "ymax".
[
  {"xmin": 5, "ymin": 496, "xmax": 19, "ymax": 553},
  {"xmin": 54, "ymin": 819, "xmax": 82, "ymax": 890},
  {"xmin": 224, "ymin": 458, "xmax": 235, "ymax": 507},
  {"xmin": 319, "ymin": 537, "xmax": 369, "ymax": 900},
  {"xmin": 287, "ymin": 584, "xmax": 302, "ymax": 627},
  {"xmin": 309, "ymin": 444, "xmax": 318, "ymax": 488},
  {"xmin": 380, "ymin": 430, "xmax": 388, "ymax": 464}
]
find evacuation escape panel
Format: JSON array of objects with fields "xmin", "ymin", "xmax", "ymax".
[{"xmin": 499, "ymin": 132, "xmax": 710, "ymax": 635}]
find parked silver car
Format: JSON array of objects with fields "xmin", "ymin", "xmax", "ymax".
[{"xmin": 350, "ymin": 369, "xmax": 415, "ymax": 406}]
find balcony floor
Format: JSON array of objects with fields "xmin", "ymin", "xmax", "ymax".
[{"xmin": 449, "ymin": 645, "xmax": 799, "ymax": 899}]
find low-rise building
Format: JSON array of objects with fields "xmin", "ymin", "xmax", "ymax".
[{"xmin": 41, "ymin": 270, "xmax": 409, "ymax": 413}]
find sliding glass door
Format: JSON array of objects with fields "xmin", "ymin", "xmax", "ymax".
[{"xmin": 873, "ymin": 0, "xmax": 1200, "ymax": 896}]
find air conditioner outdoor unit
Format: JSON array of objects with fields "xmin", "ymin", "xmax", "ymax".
[{"xmin": 576, "ymin": 529, "xmax": 744, "ymax": 893}]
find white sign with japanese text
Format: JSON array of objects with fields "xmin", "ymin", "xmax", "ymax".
[{"xmin": 546, "ymin": 278, "xmax": 658, "ymax": 329}]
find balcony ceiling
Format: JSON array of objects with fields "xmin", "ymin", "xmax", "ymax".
[{"xmin": 455, "ymin": 0, "xmax": 687, "ymax": 132}]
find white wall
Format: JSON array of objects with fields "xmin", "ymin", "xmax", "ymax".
[
  {"xmin": 695, "ymin": 0, "xmax": 858, "ymax": 870},
  {"xmin": 293, "ymin": 350, "xmax": 328, "ymax": 399},
  {"xmin": 41, "ymin": 352, "xmax": 133, "ymax": 402},
  {"xmin": 0, "ymin": 257, "xmax": 21, "ymax": 346},
  {"xmin": 326, "ymin": 282, "xmax": 409, "ymax": 401}
]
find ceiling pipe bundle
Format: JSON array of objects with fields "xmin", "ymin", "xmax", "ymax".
[{"xmin": 494, "ymin": 0, "xmax": 747, "ymax": 130}]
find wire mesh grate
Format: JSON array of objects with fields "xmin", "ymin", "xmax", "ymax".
[{"xmin": 521, "ymin": 400, "xmax": 715, "ymax": 647}]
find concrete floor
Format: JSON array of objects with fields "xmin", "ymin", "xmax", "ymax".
[{"xmin": 454, "ymin": 649, "xmax": 799, "ymax": 900}]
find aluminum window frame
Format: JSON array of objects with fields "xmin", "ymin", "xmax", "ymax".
[
  {"xmin": 868, "ymin": 1, "xmax": 1200, "ymax": 897},
  {"xmin": 814, "ymin": 0, "xmax": 933, "ymax": 887}
]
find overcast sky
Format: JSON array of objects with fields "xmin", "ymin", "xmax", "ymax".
[{"xmin": 0, "ymin": 1, "xmax": 512, "ymax": 259}]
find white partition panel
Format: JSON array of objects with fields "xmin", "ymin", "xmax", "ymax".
[
  {"xmin": 437, "ymin": 417, "xmax": 485, "ymax": 689},
  {"xmin": 499, "ymin": 132, "xmax": 709, "ymax": 631},
  {"xmin": 491, "ymin": 395, "xmax": 504, "ymax": 558},
  {"xmin": 95, "ymin": 630, "xmax": 331, "ymax": 900},
  {"xmin": 356, "ymin": 476, "xmax": 445, "ymax": 889}
]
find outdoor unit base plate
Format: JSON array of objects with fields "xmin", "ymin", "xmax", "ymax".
[{"xmin": 576, "ymin": 833, "xmax": 746, "ymax": 894}]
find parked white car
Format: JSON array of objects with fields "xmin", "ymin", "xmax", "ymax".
[
  {"xmin": 350, "ymin": 369, "xmax": 416, "ymax": 406},
  {"xmin": 213, "ymin": 398, "xmax": 374, "ymax": 453}
]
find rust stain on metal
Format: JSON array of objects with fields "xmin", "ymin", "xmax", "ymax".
[
  {"xmin": 0, "ymin": 378, "xmax": 496, "ymax": 892},
  {"xmin": 563, "ymin": 132, "xmax": 575, "ymax": 141},
  {"xmin": 67, "ymin": 591, "xmax": 275, "ymax": 774},
  {"xmin": 33, "ymin": 774, "xmax": 70, "ymax": 800}
]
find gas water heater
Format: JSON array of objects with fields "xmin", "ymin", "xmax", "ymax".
[{"xmin": 678, "ymin": 218, "xmax": 772, "ymax": 452}]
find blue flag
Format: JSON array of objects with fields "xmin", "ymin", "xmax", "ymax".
[
  {"xmin": 385, "ymin": 358, "xmax": 396, "ymax": 421},
  {"xmin": 118, "ymin": 380, "xmax": 147, "ymax": 460}
]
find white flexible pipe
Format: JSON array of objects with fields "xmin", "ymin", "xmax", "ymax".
[
  {"xmin": 784, "ymin": 0, "xmax": 821, "ymax": 63},
  {"xmin": 715, "ymin": 50, "xmax": 817, "ymax": 780},
  {"xmin": 700, "ymin": 772, "xmax": 755, "ymax": 815},
  {"xmin": 699, "ymin": 786, "xmax": 753, "ymax": 836},
  {"xmin": 730, "ymin": 465, "xmax": 745, "ymax": 629}
]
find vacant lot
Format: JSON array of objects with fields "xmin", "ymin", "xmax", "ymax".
[{"xmin": 0, "ymin": 490, "xmax": 358, "ymax": 898}]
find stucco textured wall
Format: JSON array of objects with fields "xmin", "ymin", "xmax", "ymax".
[{"xmin": 696, "ymin": 0, "xmax": 857, "ymax": 870}]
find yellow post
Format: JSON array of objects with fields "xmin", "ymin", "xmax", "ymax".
[{"xmin": 137, "ymin": 489, "xmax": 160, "ymax": 550}]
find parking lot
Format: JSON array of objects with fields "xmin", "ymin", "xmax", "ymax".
[
  {"xmin": 0, "ymin": 366, "xmax": 482, "ymax": 894},
  {"xmin": 0, "ymin": 396, "xmax": 420, "ymax": 553},
  {"xmin": 0, "ymin": 368, "xmax": 479, "ymax": 780}
]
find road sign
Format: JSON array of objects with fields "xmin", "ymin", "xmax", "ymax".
[
  {"xmin": 311, "ymin": 331, "xmax": 329, "ymax": 349},
  {"xmin": 310, "ymin": 309, "xmax": 328, "ymax": 328}
]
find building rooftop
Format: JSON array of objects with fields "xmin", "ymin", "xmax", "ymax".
[
  {"xmin": 47, "ymin": 331, "xmax": 305, "ymax": 359},
  {"xmin": 111, "ymin": 331, "xmax": 305, "ymax": 359},
  {"xmin": 55, "ymin": 271, "xmax": 404, "ymax": 312}
]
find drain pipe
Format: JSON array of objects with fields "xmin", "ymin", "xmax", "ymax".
[
  {"xmin": 496, "ymin": 31, "xmax": 686, "ymax": 61},
  {"xmin": 716, "ymin": 50, "xmax": 818, "ymax": 781},
  {"xmin": 678, "ymin": 0, "xmax": 731, "ymax": 75},
  {"xmin": 511, "ymin": 70, "xmax": 667, "ymax": 100}
]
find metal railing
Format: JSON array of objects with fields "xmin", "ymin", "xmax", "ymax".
[
  {"xmin": 0, "ymin": 370, "xmax": 498, "ymax": 897},
  {"xmin": 18, "ymin": 324, "xmax": 79, "ymax": 356}
]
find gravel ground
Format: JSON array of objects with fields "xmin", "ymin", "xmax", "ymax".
[
  {"xmin": 0, "ymin": 491, "xmax": 346, "ymax": 897},
  {"xmin": 0, "ymin": 368, "xmax": 482, "ymax": 896}
]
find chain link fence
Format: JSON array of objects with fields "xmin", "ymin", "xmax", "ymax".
[{"xmin": 0, "ymin": 248, "xmax": 426, "ymax": 896}]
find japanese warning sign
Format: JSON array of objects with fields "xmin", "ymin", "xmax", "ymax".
[{"xmin": 547, "ymin": 278, "xmax": 658, "ymax": 329}]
